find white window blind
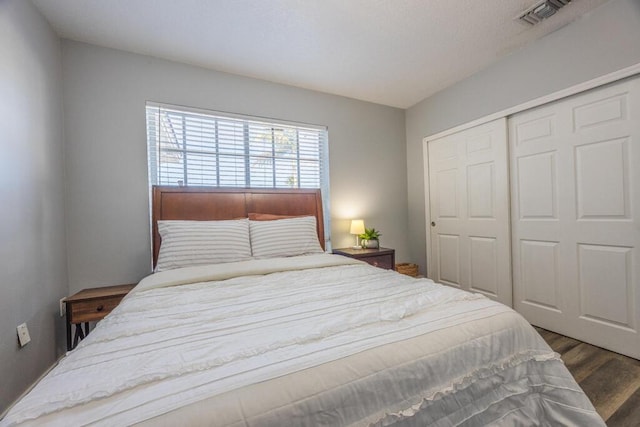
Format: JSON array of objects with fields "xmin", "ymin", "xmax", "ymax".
[{"xmin": 146, "ymin": 103, "xmax": 328, "ymax": 190}]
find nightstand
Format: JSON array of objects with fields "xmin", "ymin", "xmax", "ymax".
[
  {"xmin": 64, "ymin": 284, "xmax": 135, "ymax": 351},
  {"xmin": 332, "ymin": 247, "xmax": 396, "ymax": 270}
]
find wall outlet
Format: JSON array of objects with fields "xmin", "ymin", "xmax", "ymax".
[
  {"xmin": 60, "ymin": 297, "xmax": 66, "ymax": 317},
  {"xmin": 17, "ymin": 323, "xmax": 31, "ymax": 347}
]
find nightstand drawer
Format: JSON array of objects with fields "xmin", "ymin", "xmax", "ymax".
[
  {"xmin": 364, "ymin": 254, "xmax": 393, "ymax": 269},
  {"xmin": 69, "ymin": 296, "xmax": 123, "ymax": 323},
  {"xmin": 64, "ymin": 284, "xmax": 135, "ymax": 350}
]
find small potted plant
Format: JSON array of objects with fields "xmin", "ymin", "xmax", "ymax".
[{"xmin": 359, "ymin": 227, "xmax": 381, "ymax": 249}]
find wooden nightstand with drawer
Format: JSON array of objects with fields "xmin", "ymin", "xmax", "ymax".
[
  {"xmin": 332, "ymin": 247, "xmax": 396, "ymax": 270},
  {"xmin": 64, "ymin": 284, "xmax": 135, "ymax": 351}
]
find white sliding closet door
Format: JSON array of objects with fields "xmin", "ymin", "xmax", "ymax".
[
  {"xmin": 427, "ymin": 118, "xmax": 512, "ymax": 306},
  {"xmin": 509, "ymin": 77, "xmax": 640, "ymax": 359}
]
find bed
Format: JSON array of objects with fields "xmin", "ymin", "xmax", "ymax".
[{"xmin": 1, "ymin": 186, "xmax": 605, "ymax": 426}]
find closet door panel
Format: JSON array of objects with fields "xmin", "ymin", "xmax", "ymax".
[
  {"xmin": 516, "ymin": 152, "xmax": 558, "ymax": 220},
  {"xmin": 436, "ymin": 234, "xmax": 461, "ymax": 287},
  {"xmin": 469, "ymin": 236, "xmax": 498, "ymax": 296},
  {"xmin": 510, "ymin": 77, "xmax": 640, "ymax": 359},
  {"xmin": 428, "ymin": 118, "xmax": 512, "ymax": 306},
  {"xmin": 577, "ymin": 244, "xmax": 633, "ymax": 329},
  {"xmin": 519, "ymin": 239, "xmax": 561, "ymax": 311}
]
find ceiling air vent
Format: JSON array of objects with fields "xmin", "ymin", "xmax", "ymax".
[{"xmin": 518, "ymin": 0, "xmax": 572, "ymax": 25}]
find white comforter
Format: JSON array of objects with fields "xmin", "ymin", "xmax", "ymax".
[{"xmin": 2, "ymin": 254, "xmax": 605, "ymax": 426}]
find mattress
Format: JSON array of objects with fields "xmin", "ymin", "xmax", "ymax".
[{"xmin": 1, "ymin": 254, "xmax": 605, "ymax": 426}]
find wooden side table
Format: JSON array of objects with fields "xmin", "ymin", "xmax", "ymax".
[
  {"xmin": 64, "ymin": 284, "xmax": 135, "ymax": 351},
  {"xmin": 332, "ymin": 247, "xmax": 396, "ymax": 270}
]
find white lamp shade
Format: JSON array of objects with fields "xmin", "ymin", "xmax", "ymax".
[{"xmin": 350, "ymin": 219, "xmax": 365, "ymax": 235}]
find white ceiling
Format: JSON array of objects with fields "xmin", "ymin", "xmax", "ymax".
[{"xmin": 32, "ymin": 0, "xmax": 611, "ymax": 108}]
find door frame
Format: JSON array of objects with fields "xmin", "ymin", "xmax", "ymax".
[{"xmin": 422, "ymin": 62, "xmax": 640, "ymax": 278}]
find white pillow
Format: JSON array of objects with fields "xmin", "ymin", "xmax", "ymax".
[
  {"xmin": 155, "ymin": 219, "xmax": 252, "ymax": 272},
  {"xmin": 249, "ymin": 216, "xmax": 324, "ymax": 258}
]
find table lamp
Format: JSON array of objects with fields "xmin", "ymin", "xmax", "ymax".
[{"xmin": 350, "ymin": 219, "xmax": 365, "ymax": 249}]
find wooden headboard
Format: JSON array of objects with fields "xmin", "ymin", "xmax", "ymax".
[{"xmin": 152, "ymin": 186, "xmax": 325, "ymax": 267}]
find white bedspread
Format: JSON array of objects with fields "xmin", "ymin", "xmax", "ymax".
[{"xmin": 1, "ymin": 254, "xmax": 605, "ymax": 426}]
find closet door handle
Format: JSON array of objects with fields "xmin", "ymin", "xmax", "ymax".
[{"xmin": 431, "ymin": 221, "xmax": 436, "ymax": 227}]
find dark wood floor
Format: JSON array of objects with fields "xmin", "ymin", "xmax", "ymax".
[{"xmin": 536, "ymin": 327, "xmax": 640, "ymax": 426}]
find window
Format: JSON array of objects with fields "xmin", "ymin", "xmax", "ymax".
[
  {"xmin": 146, "ymin": 103, "xmax": 328, "ymax": 190},
  {"xmin": 145, "ymin": 102, "xmax": 331, "ymax": 244}
]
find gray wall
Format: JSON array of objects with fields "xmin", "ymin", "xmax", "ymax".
[
  {"xmin": 61, "ymin": 41, "xmax": 408, "ymax": 293},
  {"xmin": 0, "ymin": 0, "xmax": 68, "ymax": 412},
  {"xmin": 405, "ymin": 0, "xmax": 640, "ymax": 275}
]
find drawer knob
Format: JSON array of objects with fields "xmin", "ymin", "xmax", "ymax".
[{"xmin": 96, "ymin": 304, "xmax": 104, "ymax": 312}]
